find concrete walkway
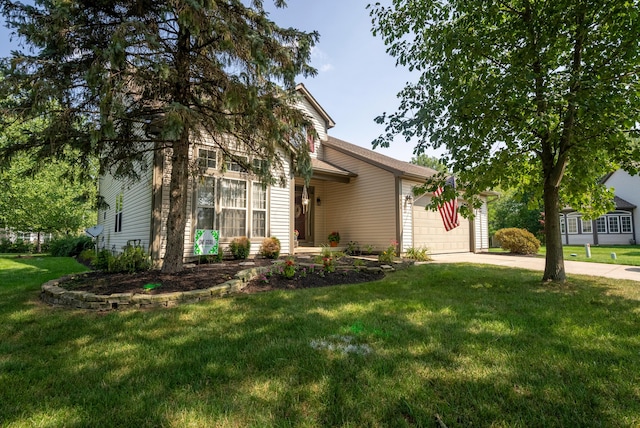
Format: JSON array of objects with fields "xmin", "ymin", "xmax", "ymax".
[{"xmin": 430, "ymin": 252, "xmax": 640, "ymax": 282}]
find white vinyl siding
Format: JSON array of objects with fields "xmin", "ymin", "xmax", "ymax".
[
  {"xmin": 401, "ymin": 180, "xmax": 414, "ymax": 253},
  {"xmin": 474, "ymin": 200, "xmax": 489, "ymax": 250}
]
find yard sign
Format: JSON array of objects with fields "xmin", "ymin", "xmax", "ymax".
[{"xmin": 194, "ymin": 229, "xmax": 219, "ymax": 255}]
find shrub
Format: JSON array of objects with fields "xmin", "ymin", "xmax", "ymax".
[
  {"xmin": 345, "ymin": 241, "xmax": 360, "ymax": 256},
  {"xmin": 229, "ymin": 237, "xmax": 251, "ymax": 260},
  {"xmin": 49, "ymin": 236, "xmax": 93, "ymax": 257},
  {"xmin": 378, "ymin": 241, "xmax": 398, "ymax": 264},
  {"xmin": 92, "ymin": 249, "xmax": 113, "ymax": 271},
  {"xmin": 92, "ymin": 246, "xmax": 150, "ymax": 273},
  {"xmin": 259, "ymin": 237, "xmax": 281, "ymax": 259},
  {"xmin": 282, "ymin": 257, "xmax": 297, "ymax": 278},
  {"xmin": 77, "ymin": 249, "xmax": 96, "ymax": 266},
  {"xmin": 0, "ymin": 238, "xmax": 34, "ymax": 253},
  {"xmin": 406, "ymin": 247, "xmax": 431, "ymax": 261},
  {"xmin": 494, "ymin": 227, "xmax": 541, "ymax": 255}
]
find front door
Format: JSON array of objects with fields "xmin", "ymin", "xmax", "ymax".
[{"xmin": 295, "ymin": 186, "xmax": 313, "ymax": 244}]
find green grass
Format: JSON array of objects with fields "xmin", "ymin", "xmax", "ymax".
[
  {"xmin": 491, "ymin": 245, "xmax": 640, "ymax": 266},
  {"xmin": 1, "ymin": 255, "xmax": 640, "ymax": 426}
]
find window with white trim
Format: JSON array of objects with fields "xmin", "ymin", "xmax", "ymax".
[
  {"xmin": 226, "ymin": 156, "xmax": 248, "ymax": 173},
  {"xmin": 596, "ymin": 217, "xmax": 607, "ymax": 233},
  {"xmin": 567, "ymin": 217, "xmax": 578, "ymax": 234},
  {"xmin": 621, "ymin": 216, "xmax": 632, "ymax": 233},
  {"xmin": 115, "ymin": 192, "xmax": 124, "ymax": 233},
  {"xmin": 196, "ymin": 177, "xmax": 216, "ymax": 230},
  {"xmin": 581, "ymin": 218, "xmax": 592, "ymax": 234},
  {"xmin": 219, "ymin": 178, "xmax": 247, "ymax": 237},
  {"xmin": 198, "ymin": 148, "xmax": 217, "ymax": 170},
  {"xmin": 560, "ymin": 216, "xmax": 566, "ymax": 234},
  {"xmin": 252, "ymin": 183, "xmax": 267, "ymax": 237},
  {"xmin": 608, "ymin": 216, "xmax": 620, "ymax": 233}
]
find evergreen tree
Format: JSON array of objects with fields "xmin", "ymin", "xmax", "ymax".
[{"xmin": 0, "ymin": 0, "xmax": 318, "ymax": 272}]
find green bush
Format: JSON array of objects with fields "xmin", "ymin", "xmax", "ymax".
[
  {"xmin": 49, "ymin": 236, "xmax": 93, "ymax": 257},
  {"xmin": 494, "ymin": 227, "xmax": 541, "ymax": 255},
  {"xmin": 77, "ymin": 249, "xmax": 96, "ymax": 266},
  {"xmin": 229, "ymin": 237, "xmax": 251, "ymax": 260},
  {"xmin": 378, "ymin": 241, "xmax": 398, "ymax": 264},
  {"xmin": 0, "ymin": 238, "xmax": 34, "ymax": 253},
  {"xmin": 405, "ymin": 247, "xmax": 431, "ymax": 261},
  {"xmin": 259, "ymin": 237, "xmax": 281, "ymax": 259},
  {"xmin": 92, "ymin": 246, "xmax": 150, "ymax": 273}
]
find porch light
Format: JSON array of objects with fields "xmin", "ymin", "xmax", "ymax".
[{"xmin": 405, "ymin": 194, "xmax": 413, "ymax": 206}]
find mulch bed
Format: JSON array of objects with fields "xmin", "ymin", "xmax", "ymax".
[{"xmin": 63, "ymin": 256, "xmax": 402, "ymax": 295}]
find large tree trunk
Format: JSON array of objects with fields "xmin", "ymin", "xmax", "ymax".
[
  {"xmin": 161, "ymin": 136, "xmax": 189, "ymax": 273},
  {"xmin": 161, "ymin": 24, "xmax": 191, "ymax": 274},
  {"xmin": 542, "ymin": 180, "xmax": 566, "ymax": 282}
]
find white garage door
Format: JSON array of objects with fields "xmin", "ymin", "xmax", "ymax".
[{"xmin": 412, "ymin": 196, "xmax": 471, "ymax": 254}]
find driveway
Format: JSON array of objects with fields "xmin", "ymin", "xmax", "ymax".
[{"xmin": 430, "ymin": 252, "xmax": 640, "ymax": 282}]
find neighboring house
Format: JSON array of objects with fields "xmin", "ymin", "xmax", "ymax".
[
  {"xmin": 560, "ymin": 169, "xmax": 638, "ymax": 245},
  {"xmin": 97, "ymin": 84, "xmax": 491, "ymax": 264}
]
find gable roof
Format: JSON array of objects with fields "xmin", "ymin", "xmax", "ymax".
[
  {"xmin": 614, "ymin": 196, "xmax": 636, "ymax": 210},
  {"xmin": 323, "ymin": 136, "xmax": 439, "ymax": 181},
  {"xmin": 296, "ymin": 83, "xmax": 336, "ymax": 130}
]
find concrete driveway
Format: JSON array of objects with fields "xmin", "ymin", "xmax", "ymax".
[{"xmin": 430, "ymin": 252, "xmax": 640, "ymax": 282}]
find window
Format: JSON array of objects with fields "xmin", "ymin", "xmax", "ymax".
[
  {"xmin": 115, "ymin": 192, "xmax": 123, "ymax": 232},
  {"xmin": 621, "ymin": 216, "xmax": 632, "ymax": 233},
  {"xmin": 220, "ymin": 178, "xmax": 247, "ymax": 237},
  {"xmin": 608, "ymin": 216, "xmax": 620, "ymax": 233},
  {"xmin": 567, "ymin": 217, "xmax": 578, "ymax": 234},
  {"xmin": 198, "ymin": 149, "xmax": 217, "ymax": 170},
  {"xmin": 596, "ymin": 217, "xmax": 607, "ymax": 233},
  {"xmin": 226, "ymin": 156, "xmax": 248, "ymax": 173},
  {"xmin": 581, "ymin": 218, "xmax": 592, "ymax": 234},
  {"xmin": 196, "ymin": 177, "xmax": 215, "ymax": 230},
  {"xmin": 252, "ymin": 158, "xmax": 268, "ymax": 175},
  {"xmin": 560, "ymin": 216, "xmax": 566, "ymax": 234},
  {"xmin": 252, "ymin": 183, "xmax": 267, "ymax": 237}
]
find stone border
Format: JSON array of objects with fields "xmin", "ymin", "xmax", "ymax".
[
  {"xmin": 41, "ymin": 266, "xmax": 270, "ymax": 311},
  {"xmin": 41, "ymin": 263, "xmax": 394, "ymax": 311}
]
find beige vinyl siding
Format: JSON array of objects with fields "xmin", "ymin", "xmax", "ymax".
[
  {"xmin": 322, "ymin": 147, "xmax": 396, "ymax": 248},
  {"xmin": 401, "ymin": 180, "xmax": 415, "ymax": 252},
  {"xmin": 474, "ymin": 199, "xmax": 489, "ymax": 251},
  {"xmin": 97, "ymin": 152, "xmax": 154, "ymax": 254},
  {"xmin": 268, "ymin": 149, "xmax": 292, "ymax": 254},
  {"xmin": 297, "ymin": 96, "xmax": 328, "ymax": 159},
  {"xmin": 413, "ymin": 195, "xmax": 470, "ymax": 253}
]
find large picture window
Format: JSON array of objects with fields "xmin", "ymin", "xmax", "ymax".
[
  {"xmin": 196, "ymin": 177, "xmax": 216, "ymax": 230},
  {"xmin": 220, "ymin": 178, "xmax": 247, "ymax": 237},
  {"xmin": 252, "ymin": 183, "xmax": 267, "ymax": 237}
]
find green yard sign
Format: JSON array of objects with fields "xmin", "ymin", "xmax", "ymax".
[{"xmin": 194, "ymin": 229, "xmax": 219, "ymax": 255}]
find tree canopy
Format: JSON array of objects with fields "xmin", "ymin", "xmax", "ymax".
[
  {"xmin": 370, "ymin": 0, "xmax": 640, "ymax": 281},
  {"xmin": 0, "ymin": 0, "xmax": 318, "ymax": 272}
]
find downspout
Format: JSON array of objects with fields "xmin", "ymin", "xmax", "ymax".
[{"xmin": 395, "ymin": 175, "xmax": 402, "ymax": 256}]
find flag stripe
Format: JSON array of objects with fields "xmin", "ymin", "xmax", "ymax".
[{"xmin": 434, "ymin": 177, "xmax": 459, "ymax": 232}]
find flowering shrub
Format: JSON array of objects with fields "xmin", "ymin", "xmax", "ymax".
[
  {"xmin": 322, "ymin": 256, "xmax": 336, "ymax": 273},
  {"xmin": 282, "ymin": 257, "xmax": 297, "ymax": 278},
  {"xmin": 378, "ymin": 241, "xmax": 398, "ymax": 264}
]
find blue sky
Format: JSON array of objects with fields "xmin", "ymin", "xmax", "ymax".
[{"xmin": 0, "ymin": 0, "xmax": 433, "ymax": 162}]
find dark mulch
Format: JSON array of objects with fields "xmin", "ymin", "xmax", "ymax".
[{"xmin": 63, "ymin": 256, "xmax": 401, "ymax": 295}]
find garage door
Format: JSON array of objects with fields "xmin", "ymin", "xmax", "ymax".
[{"xmin": 412, "ymin": 196, "xmax": 470, "ymax": 254}]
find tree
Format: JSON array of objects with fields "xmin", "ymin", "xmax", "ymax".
[
  {"xmin": 0, "ymin": 0, "xmax": 318, "ymax": 273},
  {"xmin": 410, "ymin": 154, "xmax": 448, "ymax": 173},
  {"xmin": 0, "ymin": 155, "xmax": 96, "ymax": 251},
  {"xmin": 488, "ymin": 188, "xmax": 544, "ymax": 241},
  {"xmin": 369, "ymin": 0, "xmax": 640, "ymax": 281}
]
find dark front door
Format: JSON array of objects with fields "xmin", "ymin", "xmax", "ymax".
[{"xmin": 295, "ymin": 186, "xmax": 313, "ymax": 243}]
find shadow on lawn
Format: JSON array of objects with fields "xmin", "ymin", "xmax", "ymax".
[{"xmin": 1, "ymin": 262, "xmax": 639, "ymax": 426}]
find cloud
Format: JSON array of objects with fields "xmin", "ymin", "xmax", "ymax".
[{"xmin": 311, "ymin": 46, "xmax": 334, "ymax": 73}]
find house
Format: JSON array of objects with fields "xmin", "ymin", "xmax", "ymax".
[
  {"xmin": 560, "ymin": 169, "xmax": 638, "ymax": 245},
  {"xmin": 97, "ymin": 84, "xmax": 491, "ymax": 263}
]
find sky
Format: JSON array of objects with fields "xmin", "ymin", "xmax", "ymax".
[{"xmin": 0, "ymin": 0, "xmax": 433, "ymax": 162}]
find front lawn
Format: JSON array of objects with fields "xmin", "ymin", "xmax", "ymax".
[
  {"xmin": 1, "ymin": 255, "xmax": 639, "ymax": 426},
  {"xmin": 491, "ymin": 244, "xmax": 640, "ymax": 266}
]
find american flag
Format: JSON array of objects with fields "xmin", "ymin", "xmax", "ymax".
[{"xmin": 434, "ymin": 176, "xmax": 459, "ymax": 231}]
